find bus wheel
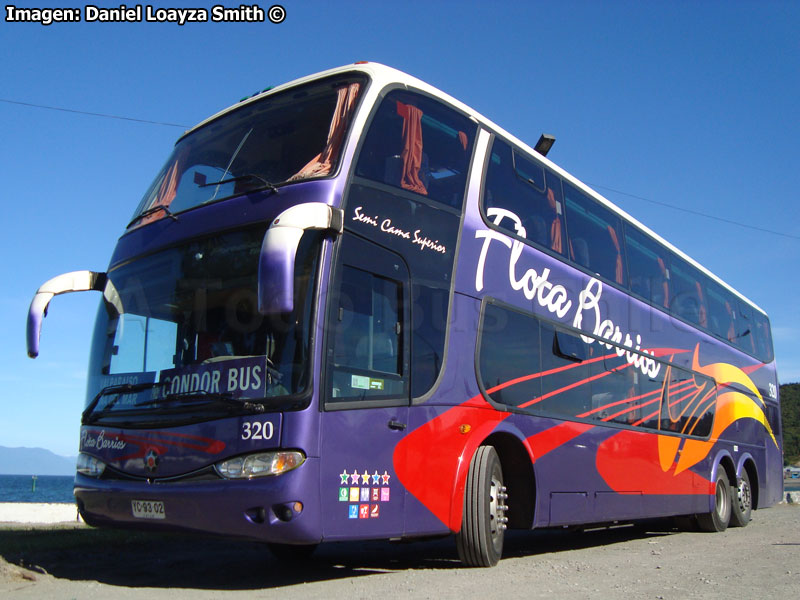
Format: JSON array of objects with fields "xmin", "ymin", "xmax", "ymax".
[
  {"xmin": 267, "ymin": 543, "xmax": 318, "ymax": 561},
  {"xmin": 697, "ymin": 470, "xmax": 731, "ymax": 532},
  {"xmin": 730, "ymin": 469, "xmax": 752, "ymax": 527},
  {"xmin": 455, "ymin": 445, "xmax": 508, "ymax": 567}
]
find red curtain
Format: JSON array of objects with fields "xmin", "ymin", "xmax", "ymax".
[
  {"xmin": 290, "ymin": 82, "xmax": 361, "ymax": 181},
  {"xmin": 138, "ymin": 148, "xmax": 186, "ymax": 226},
  {"xmin": 547, "ymin": 188, "xmax": 563, "ymax": 253},
  {"xmin": 395, "ymin": 101, "xmax": 427, "ymax": 195},
  {"xmin": 550, "ymin": 217, "xmax": 563, "ymax": 253},
  {"xmin": 607, "ymin": 225, "xmax": 624, "ymax": 284},
  {"xmin": 457, "ymin": 131, "xmax": 468, "ymax": 151}
]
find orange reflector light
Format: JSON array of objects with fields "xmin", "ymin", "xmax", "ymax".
[{"xmin": 459, "ymin": 424, "xmax": 471, "ymax": 434}]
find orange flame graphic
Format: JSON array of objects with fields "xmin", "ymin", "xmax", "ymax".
[{"xmin": 658, "ymin": 345, "xmax": 777, "ymax": 476}]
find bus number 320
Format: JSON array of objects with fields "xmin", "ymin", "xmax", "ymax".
[{"xmin": 241, "ymin": 421, "xmax": 274, "ymax": 441}]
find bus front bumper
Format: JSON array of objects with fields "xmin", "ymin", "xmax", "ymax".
[{"xmin": 74, "ymin": 457, "xmax": 322, "ymax": 545}]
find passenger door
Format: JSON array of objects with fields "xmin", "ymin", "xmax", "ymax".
[{"xmin": 320, "ymin": 233, "xmax": 410, "ymax": 540}]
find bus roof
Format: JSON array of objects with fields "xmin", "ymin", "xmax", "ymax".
[{"xmin": 184, "ymin": 62, "xmax": 766, "ymax": 317}]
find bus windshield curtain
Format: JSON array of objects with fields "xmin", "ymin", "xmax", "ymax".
[
  {"xmin": 607, "ymin": 225, "xmax": 624, "ymax": 284},
  {"xmin": 139, "ymin": 148, "xmax": 186, "ymax": 226},
  {"xmin": 290, "ymin": 82, "xmax": 361, "ymax": 181},
  {"xmin": 547, "ymin": 188, "xmax": 563, "ymax": 253},
  {"xmin": 395, "ymin": 101, "xmax": 427, "ymax": 195},
  {"xmin": 458, "ymin": 131, "xmax": 468, "ymax": 150}
]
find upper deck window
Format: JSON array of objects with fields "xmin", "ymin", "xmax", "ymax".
[
  {"xmin": 625, "ymin": 225, "xmax": 671, "ymax": 309},
  {"xmin": 669, "ymin": 256, "xmax": 709, "ymax": 328},
  {"xmin": 129, "ymin": 74, "xmax": 366, "ymax": 228},
  {"xmin": 479, "ymin": 135, "xmax": 774, "ymax": 364},
  {"xmin": 483, "ymin": 138, "xmax": 566, "ymax": 255},
  {"xmin": 564, "ymin": 183, "xmax": 627, "ymax": 286},
  {"xmin": 706, "ymin": 279, "xmax": 738, "ymax": 342},
  {"xmin": 355, "ymin": 90, "xmax": 476, "ymax": 209}
]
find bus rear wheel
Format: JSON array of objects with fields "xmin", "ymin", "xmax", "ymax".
[
  {"xmin": 697, "ymin": 470, "xmax": 731, "ymax": 532},
  {"xmin": 455, "ymin": 445, "xmax": 508, "ymax": 567},
  {"xmin": 730, "ymin": 468, "xmax": 752, "ymax": 527}
]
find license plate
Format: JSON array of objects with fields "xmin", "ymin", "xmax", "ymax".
[{"xmin": 131, "ymin": 500, "xmax": 166, "ymax": 520}]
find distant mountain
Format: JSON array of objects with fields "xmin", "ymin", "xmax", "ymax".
[{"xmin": 0, "ymin": 446, "xmax": 76, "ymax": 476}]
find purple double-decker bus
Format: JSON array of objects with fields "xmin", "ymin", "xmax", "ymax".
[{"xmin": 27, "ymin": 63, "xmax": 783, "ymax": 566}]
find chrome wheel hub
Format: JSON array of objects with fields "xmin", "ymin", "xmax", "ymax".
[{"xmin": 489, "ymin": 480, "xmax": 508, "ymax": 551}]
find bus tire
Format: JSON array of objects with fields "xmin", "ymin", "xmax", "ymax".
[
  {"xmin": 455, "ymin": 445, "xmax": 507, "ymax": 567},
  {"xmin": 697, "ymin": 470, "xmax": 731, "ymax": 532},
  {"xmin": 730, "ymin": 468, "xmax": 752, "ymax": 527}
]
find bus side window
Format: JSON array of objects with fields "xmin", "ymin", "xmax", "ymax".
[
  {"xmin": 706, "ymin": 280, "xmax": 737, "ymax": 343},
  {"xmin": 563, "ymin": 183, "xmax": 627, "ymax": 286},
  {"xmin": 735, "ymin": 302, "xmax": 757, "ymax": 356},
  {"xmin": 752, "ymin": 311, "xmax": 774, "ymax": 363},
  {"xmin": 334, "ymin": 267, "xmax": 401, "ymax": 373},
  {"xmin": 410, "ymin": 284, "xmax": 448, "ymax": 398},
  {"xmin": 327, "ymin": 236, "xmax": 409, "ymax": 404},
  {"xmin": 482, "ymin": 139, "xmax": 566, "ymax": 255},
  {"xmin": 539, "ymin": 324, "xmax": 592, "ymax": 417},
  {"xmin": 636, "ymin": 363, "xmax": 716, "ymax": 437},
  {"xmin": 477, "ymin": 303, "xmax": 542, "ymax": 407},
  {"xmin": 625, "ymin": 225, "xmax": 670, "ymax": 309},
  {"xmin": 669, "ymin": 257, "xmax": 708, "ymax": 328},
  {"xmin": 595, "ymin": 354, "xmax": 642, "ymax": 425},
  {"xmin": 355, "ymin": 90, "xmax": 476, "ymax": 209}
]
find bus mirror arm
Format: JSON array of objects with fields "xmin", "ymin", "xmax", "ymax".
[
  {"xmin": 258, "ymin": 203, "xmax": 344, "ymax": 315},
  {"xmin": 26, "ymin": 271, "xmax": 110, "ymax": 359}
]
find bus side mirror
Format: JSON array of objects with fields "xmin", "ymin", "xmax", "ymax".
[
  {"xmin": 258, "ymin": 203, "xmax": 343, "ymax": 315},
  {"xmin": 27, "ymin": 271, "xmax": 110, "ymax": 358}
]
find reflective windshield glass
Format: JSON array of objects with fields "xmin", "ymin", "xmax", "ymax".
[
  {"xmin": 85, "ymin": 227, "xmax": 320, "ymax": 424},
  {"xmin": 130, "ymin": 74, "xmax": 366, "ymax": 227}
]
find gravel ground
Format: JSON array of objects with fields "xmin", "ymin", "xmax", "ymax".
[{"xmin": 1, "ymin": 503, "xmax": 798, "ymax": 599}]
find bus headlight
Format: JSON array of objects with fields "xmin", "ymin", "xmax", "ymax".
[
  {"xmin": 76, "ymin": 453, "xmax": 106, "ymax": 478},
  {"xmin": 214, "ymin": 451, "xmax": 305, "ymax": 479}
]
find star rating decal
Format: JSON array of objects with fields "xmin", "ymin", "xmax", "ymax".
[
  {"xmin": 337, "ymin": 468, "xmax": 392, "ymax": 487},
  {"xmin": 336, "ymin": 467, "xmax": 393, "ymax": 518}
]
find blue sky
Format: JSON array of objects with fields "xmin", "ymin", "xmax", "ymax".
[{"xmin": 2, "ymin": 1, "xmax": 798, "ymax": 457}]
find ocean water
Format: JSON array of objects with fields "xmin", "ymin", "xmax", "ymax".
[{"xmin": 0, "ymin": 474, "xmax": 75, "ymax": 503}]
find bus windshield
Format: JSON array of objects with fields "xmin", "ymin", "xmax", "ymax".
[
  {"xmin": 84, "ymin": 226, "xmax": 320, "ymax": 425},
  {"xmin": 129, "ymin": 74, "xmax": 365, "ymax": 227}
]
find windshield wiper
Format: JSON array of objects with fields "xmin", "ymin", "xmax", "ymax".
[
  {"xmin": 127, "ymin": 204, "xmax": 179, "ymax": 228},
  {"xmin": 198, "ymin": 173, "xmax": 279, "ymax": 194},
  {"xmin": 137, "ymin": 390, "xmax": 266, "ymax": 413},
  {"xmin": 82, "ymin": 382, "xmax": 162, "ymax": 424}
]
